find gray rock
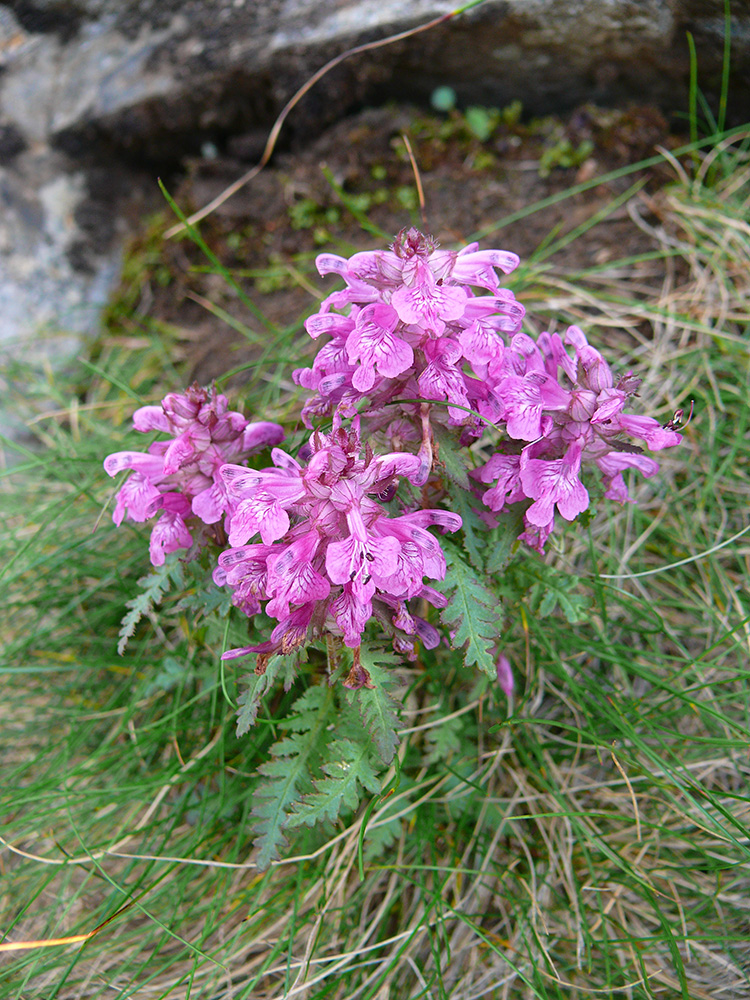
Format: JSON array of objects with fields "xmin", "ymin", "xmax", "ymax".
[
  {"xmin": 0, "ymin": 0, "xmax": 746, "ymax": 420},
  {"xmin": 3, "ymin": 0, "xmax": 746, "ymax": 158}
]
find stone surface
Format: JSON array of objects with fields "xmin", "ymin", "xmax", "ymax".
[{"xmin": 0, "ymin": 0, "xmax": 747, "ymax": 376}]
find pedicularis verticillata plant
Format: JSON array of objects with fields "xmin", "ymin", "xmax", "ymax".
[{"xmin": 105, "ymin": 229, "xmax": 682, "ymax": 864}]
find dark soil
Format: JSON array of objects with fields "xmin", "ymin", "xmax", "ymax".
[{"xmin": 111, "ymin": 100, "xmax": 684, "ymax": 391}]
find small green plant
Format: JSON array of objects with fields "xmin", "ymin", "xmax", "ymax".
[{"xmin": 538, "ymin": 134, "xmax": 595, "ymax": 177}]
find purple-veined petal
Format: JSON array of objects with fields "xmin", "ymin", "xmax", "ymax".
[
  {"xmin": 112, "ymin": 474, "xmax": 161, "ymax": 524},
  {"xmin": 104, "ymin": 450, "xmax": 165, "ymax": 478},
  {"xmin": 521, "ymin": 444, "xmax": 589, "ymax": 525},
  {"xmin": 346, "ymin": 303, "xmax": 414, "ymax": 381},
  {"xmin": 266, "ymin": 533, "xmax": 331, "ymax": 614},
  {"xmin": 315, "ymin": 253, "xmax": 349, "ymax": 275},
  {"xmin": 391, "ymin": 262, "xmax": 468, "ymax": 332},
  {"xmin": 191, "ymin": 480, "xmax": 227, "ymax": 524},
  {"xmin": 229, "ymin": 494, "xmax": 291, "ymax": 546},
  {"xmin": 149, "ymin": 511, "xmax": 193, "ymax": 566},
  {"xmin": 304, "ymin": 312, "xmax": 355, "ymax": 339},
  {"xmin": 242, "ymin": 421, "xmax": 286, "ymax": 452},
  {"xmin": 458, "ymin": 322, "xmax": 505, "ymax": 366},
  {"xmin": 330, "ymin": 584, "xmax": 371, "ymax": 648},
  {"xmin": 132, "ymin": 405, "xmax": 170, "ymax": 433},
  {"xmin": 495, "ymin": 375, "xmax": 545, "ymax": 441},
  {"xmin": 451, "ymin": 248, "xmax": 520, "ymax": 282}
]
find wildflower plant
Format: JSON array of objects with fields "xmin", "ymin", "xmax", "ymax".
[{"xmin": 104, "ymin": 227, "xmax": 682, "ymax": 865}]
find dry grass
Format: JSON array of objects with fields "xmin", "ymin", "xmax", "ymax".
[{"xmin": 2, "ymin": 134, "xmax": 750, "ymax": 999}]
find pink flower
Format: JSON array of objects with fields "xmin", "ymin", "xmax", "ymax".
[
  {"xmin": 477, "ymin": 322, "xmax": 682, "ymax": 549},
  {"xmin": 217, "ymin": 411, "xmax": 461, "ymax": 663},
  {"xmin": 294, "ymin": 228, "xmax": 523, "ymax": 431},
  {"xmin": 496, "ymin": 654, "xmax": 514, "ymax": 698},
  {"xmin": 391, "ymin": 260, "xmax": 468, "ymax": 335},
  {"xmin": 472, "ymin": 453, "xmax": 525, "ymax": 512},
  {"xmin": 345, "ymin": 303, "xmax": 414, "ymax": 390},
  {"xmin": 104, "ymin": 384, "xmax": 284, "ymax": 564},
  {"xmin": 520, "ymin": 443, "xmax": 589, "ymax": 526}
]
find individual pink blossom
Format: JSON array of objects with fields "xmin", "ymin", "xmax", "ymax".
[
  {"xmin": 520, "ymin": 442, "xmax": 589, "ymax": 526},
  {"xmin": 496, "ymin": 654, "xmax": 514, "ymax": 698},
  {"xmin": 346, "ymin": 302, "xmax": 414, "ymax": 390}
]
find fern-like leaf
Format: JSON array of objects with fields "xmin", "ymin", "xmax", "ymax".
[
  {"xmin": 508, "ymin": 560, "xmax": 590, "ymax": 624},
  {"xmin": 117, "ymin": 554, "xmax": 185, "ymax": 654},
  {"xmin": 433, "ymin": 424, "xmax": 472, "ymax": 490},
  {"xmin": 485, "ymin": 505, "xmax": 526, "ymax": 576},
  {"xmin": 444, "ymin": 479, "xmax": 490, "ymax": 572},
  {"xmin": 235, "ymin": 652, "xmax": 299, "ymax": 736},
  {"xmin": 251, "ymin": 684, "xmax": 335, "ymax": 868},
  {"xmin": 286, "ymin": 738, "xmax": 381, "ymax": 828},
  {"xmin": 347, "ymin": 645, "xmax": 402, "ymax": 764},
  {"xmin": 438, "ymin": 542, "xmax": 502, "ymax": 678}
]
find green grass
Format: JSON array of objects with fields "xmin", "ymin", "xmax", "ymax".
[{"xmin": 2, "ymin": 121, "xmax": 750, "ymax": 999}]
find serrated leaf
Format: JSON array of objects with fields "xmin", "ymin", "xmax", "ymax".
[
  {"xmin": 422, "ymin": 712, "xmax": 467, "ymax": 766},
  {"xmin": 117, "ymin": 553, "xmax": 185, "ymax": 654},
  {"xmin": 176, "ymin": 582, "xmax": 232, "ymax": 619},
  {"xmin": 286, "ymin": 738, "xmax": 381, "ymax": 829},
  {"xmin": 433, "ymin": 423, "xmax": 471, "ymax": 489},
  {"xmin": 347, "ymin": 645, "xmax": 402, "ymax": 765},
  {"xmin": 235, "ymin": 652, "xmax": 299, "ymax": 736},
  {"xmin": 486, "ymin": 505, "xmax": 526, "ymax": 576},
  {"xmin": 525, "ymin": 563, "xmax": 590, "ymax": 624},
  {"xmin": 444, "ymin": 479, "xmax": 488, "ymax": 571},
  {"xmin": 437, "ymin": 542, "xmax": 502, "ymax": 678},
  {"xmin": 251, "ymin": 685, "xmax": 335, "ymax": 868}
]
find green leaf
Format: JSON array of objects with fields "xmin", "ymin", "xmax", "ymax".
[
  {"xmin": 437, "ymin": 542, "xmax": 502, "ymax": 678},
  {"xmin": 347, "ymin": 645, "xmax": 402, "ymax": 765},
  {"xmin": 433, "ymin": 424, "xmax": 472, "ymax": 490},
  {"xmin": 175, "ymin": 579, "xmax": 232, "ymax": 619},
  {"xmin": 444, "ymin": 479, "xmax": 489, "ymax": 572},
  {"xmin": 235, "ymin": 652, "xmax": 299, "ymax": 736},
  {"xmin": 506, "ymin": 560, "xmax": 590, "ymax": 624},
  {"xmin": 286, "ymin": 738, "xmax": 381, "ymax": 829},
  {"xmin": 251, "ymin": 684, "xmax": 335, "ymax": 868},
  {"xmin": 527, "ymin": 565, "xmax": 590, "ymax": 624},
  {"xmin": 117, "ymin": 553, "xmax": 185, "ymax": 654},
  {"xmin": 486, "ymin": 505, "xmax": 526, "ymax": 576}
]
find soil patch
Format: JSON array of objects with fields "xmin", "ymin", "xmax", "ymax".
[{"xmin": 109, "ymin": 101, "xmax": 685, "ymax": 391}]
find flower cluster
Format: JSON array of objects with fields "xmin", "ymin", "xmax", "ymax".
[
  {"xmin": 293, "ymin": 227, "xmax": 525, "ymax": 436},
  {"xmin": 104, "ymin": 229, "xmax": 683, "ymax": 684},
  {"xmin": 296, "ymin": 228, "xmax": 682, "ymax": 552},
  {"xmin": 472, "ymin": 324, "xmax": 682, "ymax": 551},
  {"xmin": 213, "ymin": 412, "xmax": 461, "ymax": 682},
  {"xmin": 104, "ymin": 384, "xmax": 284, "ymax": 565}
]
